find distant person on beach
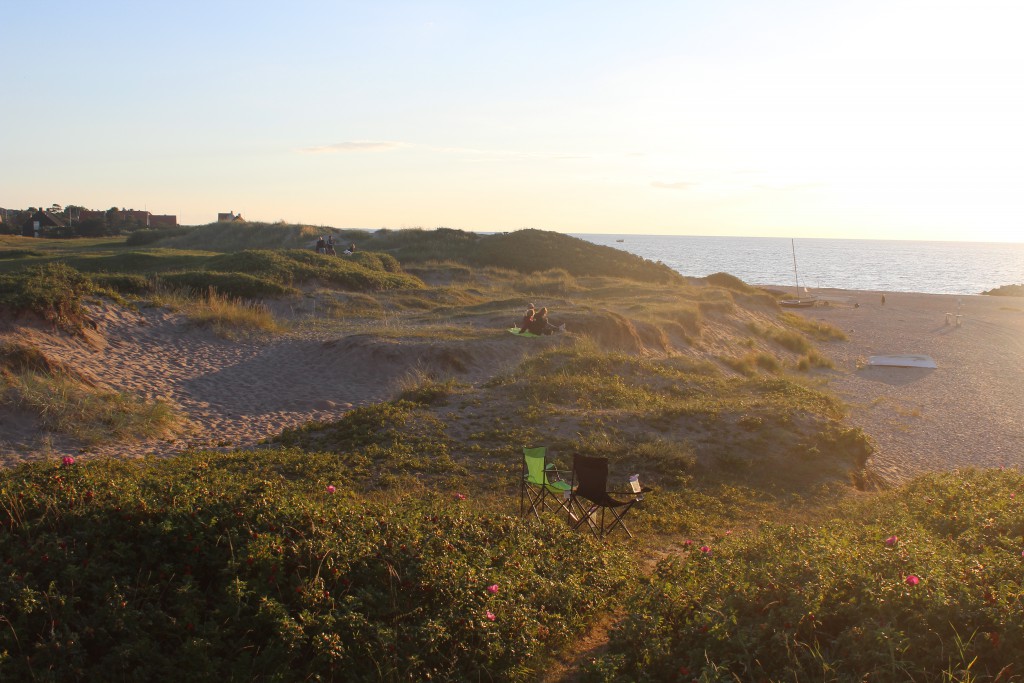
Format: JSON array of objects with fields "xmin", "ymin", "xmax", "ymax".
[
  {"xmin": 528, "ymin": 307, "xmax": 563, "ymax": 335},
  {"xmin": 881, "ymin": 294, "xmax": 886, "ymax": 306},
  {"xmin": 315, "ymin": 236, "xmax": 326, "ymax": 254}
]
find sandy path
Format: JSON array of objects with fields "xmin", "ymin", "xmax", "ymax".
[{"xmin": 802, "ymin": 290, "xmax": 1024, "ymax": 484}]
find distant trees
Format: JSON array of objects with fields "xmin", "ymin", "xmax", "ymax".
[{"xmin": 77, "ymin": 217, "xmax": 109, "ymax": 237}]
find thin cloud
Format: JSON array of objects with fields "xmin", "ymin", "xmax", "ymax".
[
  {"xmin": 299, "ymin": 140, "xmax": 590, "ymax": 160},
  {"xmin": 754, "ymin": 182, "xmax": 823, "ymax": 192},
  {"xmin": 300, "ymin": 141, "xmax": 404, "ymax": 154},
  {"xmin": 652, "ymin": 180, "xmax": 700, "ymax": 190}
]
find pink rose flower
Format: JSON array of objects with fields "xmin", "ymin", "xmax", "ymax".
[
  {"xmin": 905, "ymin": 574, "xmax": 920, "ymax": 586},
  {"xmin": 700, "ymin": 545, "xmax": 711, "ymax": 554},
  {"xmin": 485, "ymin": 610, "xmax": 496, "ymax": 621},
  {"xmin": 62, "ymin": 455, "xmax": 75, "ymax": 466},
  {"xmin": 326, "ymin": 485, "xmax": 336, "ymax": 494},
  {"xmin": 486, "ymin": 584, "xmax": 499, "ymax": 594},
  {"xmin": 885, "ymin": 535, "xmax": 898, "ymax": 547},
  {"xmin": 454, "ymin": 493, "xmax": 466, "ymax": 500}
]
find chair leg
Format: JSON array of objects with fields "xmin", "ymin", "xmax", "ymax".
[
  {"xmin": 522, "ymin": 484, "xmax": 547, "ymax": 519},
  {"xmin": 604, "ymin": 502, "xmax": 636, "ymax": 538},
  {"xmin": 571, "ymin": 501, "xmax": 601, "ymax": 537}
]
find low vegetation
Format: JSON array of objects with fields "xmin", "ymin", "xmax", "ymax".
[
  {"xmin": 0, "ymin": 451, "xmax": 634, "ymax": 681},
  {"xmin": 586, "ymin": 468, "xmax": 1024, "ymax": 682},
  {"xmin": 152, "ymin": 288, "xmax": 283, "ymax": 339},
  {"xmin": 1, "ymin": 225, "xmax": 1016, "ymax": 679},
  {"xmin": 1, "ymin": 342, "xmax": 180, "ymax": 444},
  {"xmin": 982, "ymin": 283, "xmax": 1024, "ymax": 297},
  {"xmin": 0, "ymin": 263, "xmax": 99, "ymax": 333}
]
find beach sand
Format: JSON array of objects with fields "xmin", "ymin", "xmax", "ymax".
[
  {"xmin": 2, "ymin": 290, "xmax": 1022, "ymax": 484},
  {"xmin": 800, "ymin": 289, "xmax": 1024, "ymax": 484}
]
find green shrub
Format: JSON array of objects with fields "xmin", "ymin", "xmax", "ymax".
[
  {"xmin": 0, "ymin": 263, "xmax": 94, "ymax": 332},
  {"xmin": 0, "ymin": 451, "xmax": 634, "ymax": 681},
  {"xmin": 159, "ymin": 271, "xmax": 297, "ymax": 299},
  {"xmin": 89, "ymin": 272, "xmax": 153, "ymax": 295},
  {"xmin": 125, "ymin": 227, "xmax": 196, "ymax": 246},
  {"xmin": 205, "ymin": 250, "xmax": 423, "ymax": 291},
  {"xmin": 586, "ymin": 468, "xmax": 1024, "ymax": 682}
]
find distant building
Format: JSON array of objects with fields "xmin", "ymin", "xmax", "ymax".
[
  {"xmin": 150, "ymin": 214, "xmax": 177, "ymax": 227},
  {"xmin": 108, "ymin": 209, "xmax": 152, "ymax": 227},
  {"xmin": 218, "ymin": 211, "xmax": 245, "ymax": 223},
  {"xmin": 22, "ymin": 208, "xmax": 68, "ymax": 238}
]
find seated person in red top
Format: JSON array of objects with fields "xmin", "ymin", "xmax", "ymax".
[
  {"xmin": 527, "ymin": 307, "xmax": 560, "ymax": 335},
  {"xmin": 519, "ymin": 304, "xmax": 536, "ymax": 332}
]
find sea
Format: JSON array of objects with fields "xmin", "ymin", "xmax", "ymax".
[{"xmin": 573, "ymin": 235, "xmax": 1024, "ymax": 297}]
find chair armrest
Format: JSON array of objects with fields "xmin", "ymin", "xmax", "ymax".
[{"xmin": 608, "ymin": 486, "xmax": 653, "ymax": 495}]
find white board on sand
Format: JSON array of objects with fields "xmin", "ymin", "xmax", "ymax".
[{"xmin": 867, "ymin": 354, "xmax": 938, "ymax": 369}]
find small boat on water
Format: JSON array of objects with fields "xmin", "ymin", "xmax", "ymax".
[
  {"xmin": 615, "ymin": 239, "xmax": 624, "ymax": 243},
  {"xmin": 780, "ymin": 239, "xmax": 818, "ymax": 308}
]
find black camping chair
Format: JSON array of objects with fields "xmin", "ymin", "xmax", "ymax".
[{"xmin": 568, "ymin": 454, "xmax": 651, "ymax": 538}]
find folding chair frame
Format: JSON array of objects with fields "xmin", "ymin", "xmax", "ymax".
[
  {"xmin": 520, "ymin": 447, "xmax": 574, "ymax": 519},
  {"xmin": 568, "ymin": 454, "xmax": 651, "ymax": 539}
]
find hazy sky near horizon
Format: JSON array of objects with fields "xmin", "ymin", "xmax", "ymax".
[{"xmin": 3, "ymin": 1, "xmax": 1023, "ymax": 241}]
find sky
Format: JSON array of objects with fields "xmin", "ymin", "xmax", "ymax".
[{"xmin": 3, "ymin": 0, "xmax": 1023, "ymax": 241}]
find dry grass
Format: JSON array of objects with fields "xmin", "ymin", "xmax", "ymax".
[
  {"xmin": 780, "ymin": 311, "xmax": 849, "ymax": 341},
  {"xmin": 3, "ymin": 370, "xmax": 181, "ymax": 444},
  {"xmin": 151, "ymin": 286, "xmax": 282, "ymax": 339}
]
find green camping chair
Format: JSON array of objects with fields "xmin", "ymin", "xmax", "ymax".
[{"xmin": 520, "ymin": 447, "xmax": 573, "ymax": 519}]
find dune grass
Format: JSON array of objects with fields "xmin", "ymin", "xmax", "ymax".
[
  {"xmin": 780, "ymin": 310, "xmax": 850, "ymax": 341},
  {"xmin": 1, "ymin": 370, "xmax": 180, "ymax": 444}
]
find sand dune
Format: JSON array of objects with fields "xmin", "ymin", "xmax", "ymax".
[
  {"xmin": 3, "ymin": 290, "xmax": 1022, "ymax": 483},
  {"xmin": 0, "ymin": 304, "xmax": 535, "ymax": 465}
]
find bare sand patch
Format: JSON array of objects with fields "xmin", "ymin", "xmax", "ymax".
[
  {"xmin": 798, "ymin": 289, "xmax": 1024, "ymax": 483},
  {"xmin": 0, "ymin": 303, "xmax": 536, "ymax": 466}
]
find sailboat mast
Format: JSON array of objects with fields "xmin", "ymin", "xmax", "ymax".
[{"xmin": 791, "ymin": 238, "xmax": 800, "ymax": 294}]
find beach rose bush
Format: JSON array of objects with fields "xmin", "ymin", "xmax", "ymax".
[
  {"xmin": 0, "ymin": 450, "xmax": 634, "ymax": 681},
  {"xmin": 585, "ymin": 469, "xmax": 1024, "ymax": 681}
]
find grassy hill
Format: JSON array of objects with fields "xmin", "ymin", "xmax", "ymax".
[{"xmin": 120, "ymin": 224, "xmax": 684, "ymax": 285}]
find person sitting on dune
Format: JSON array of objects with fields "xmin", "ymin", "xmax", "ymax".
[
  {"xmin": 518, "ymin": 304, "xmax": 536, "ymax": 332},
  {"xmin": 528, "ymin": 307, "xmax": 563, "ymax": 335}
]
